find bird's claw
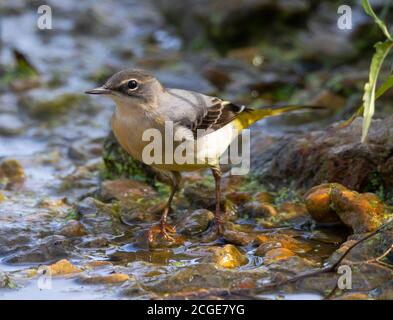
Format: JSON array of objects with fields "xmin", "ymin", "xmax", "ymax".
[{"xmin": 147, "ymin": 222, "xmax": 176, "ymax": 243}]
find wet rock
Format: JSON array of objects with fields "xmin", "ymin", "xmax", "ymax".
[
  {"xmin": 255, "ymin": 233, "xmax": 311, "ymax": 256},
  {"xmin": 75, "ymin": 197, "xmax": 102, "ymax": 216},
  {"xmin": 372, "ymin": 280, "xmax": 393, "ymax": 300},
  {"xmin": 213, "ymin": 244, "xmax": 248, "ymax": 268},
  {"xmin": 4, "ymin": 235, "xmax": 71, "ymax": 264},
  {"xmin": 264, "ymin": 248, "xmax": 295, "ymax": 264},
  {"xmin": 79, "ymin": 273, "xmax": 130, "ymax": 284},
  {"xmin": 255, "ymin": 242, "xmax": 282, "ymax": 256},
  {"xmin": 58, "ymin": 161, "xmax": 101, "ymax": 193},
  {"xmin": 0, "ymin": 159, "xmax": 25, "ymax": 187},
  {"xmin": 306, "ymin": 183, "xmax": 385, "ymax": 233},
  {"xmin": 306, "ymin": 228, "xmax": 348, "ymax": 246},
  {"xmin": 265, "ymin": 254, "xmax": 318, "ymax": 275},
  {"xmin": 347, "ymin": 263, "xmax": 393, "ymax": 292},
  {"xmin": 125, "ymin": 261, "xmax": 166, "ymax": 279},
  {"xmin": 252, "ymin": 116, "xmax": 393, "ymax": 198},
  {"xmin": 19, "ymin": 91, "xmax": 88, "ymax": 119},
  {"xmin": 305, "ymin": 183, "xmax": 343, "ymax": 223},
  {"xmin": 120, "ymin": 204, "xmax": 159, "ymax": 223},
  {"xmin": 48, "ymin": 259, "xmax": 81, "ymax": 276},
  {"xmin": 76, "ymin": 197, "xmax": 126, "ymax": 236},
  {"xmin": 296, "ymin": 272, "xmax": 338, "ymax": 295},
  {"xmin": 110, "ymin": 247, "xmax": 175, "ymax": 265},
  {"xmin": 331, "ymin": 188, "xmax": 385, "ymax": 233},
  {"xmin": 334, "ymin": 293, "xmax": 370, "ymax": 300},
  {"xmin": 78, "ymin": 236, "xmax": 110, "ymax": 248},
  {"xmin": 223, "ymin": 228, "xmax": 255, "ymax": 246},
  {"xmin": 183, "ymin": 182, "xmax": 219, "ymax": 210},
  {"xmin": 37, "ymin": 198, "xmax": 70, "ymax": 214},
  {"xmin": 141, "ymin": 263, "xmax": 265, "ymax": 294},
  {"xmin": 242, "ymin": 201, "xmax": 277, "ymax": 218},
  {"xmin": 68, "ymin": 138, "xmax": 103, "ymax": 161},
  {"xmin": 0, "ymin": 226, "xmax": 31, "ymax": 256},
  {"xmin": 328, "ymin": 224, "xmax": 393, "ymax": 266},
  {"xmin": 225, "ymin": 191, "xmax": 252, "ymax": 206},
  {"xmin": 100, "ymin": 179, "xmax": 156, "ymax": 202},
  {"xmin": 177, "ymin": 209, "xmax": 214, "ymax": 236},
  {"xmin": 313, "ymin": 228, "xmax": 393, "ymax": 296},
  {"xmin": 256, "ymin": 201, "xmax": 311, "ymax": 228},
  {"xmin": 58, "ymin": 220, "xmax": 88, "ymax": 238},
  {"xmin": 83, "ymin": 261, "xmax": 113, "ymax": 269},
  {"xmin": 276, "ymin": 202, "xmax": 310, "ymax": 225},
  {"xmin": 0, "ymin": 114, "xmax": 25, "ymax": 136},
  {"xmin": 301, "ymin": 261, "xmax": 393, "ymax": 296}
]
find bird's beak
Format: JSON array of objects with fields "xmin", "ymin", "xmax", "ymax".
[{"xmin": 85, "ymin": 87, "xmax": 112, "ymax": 95}]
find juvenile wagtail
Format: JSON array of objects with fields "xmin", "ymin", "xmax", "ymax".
[{"xmin": 86, "ymin": 69, "xmax": 320, "ymax": 243}]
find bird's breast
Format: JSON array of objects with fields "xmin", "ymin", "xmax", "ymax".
[{"xmin": 111, "ymin": 111, "xmax": 154, "ymax": 162}]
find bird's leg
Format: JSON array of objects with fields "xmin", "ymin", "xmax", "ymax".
[
  {"xmin": 147, "ymin": 171, "xmax": 180, "ymax": 243},
  {"xmin": 158, "ymin": 187, "xmax": 177, "ymax": 240},
  {"xmin": 211, "ymin": 166, "xmax": 224, "ymax": 235}
]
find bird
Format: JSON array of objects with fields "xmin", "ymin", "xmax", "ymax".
[{"xmin": 86, "ymin": 69, "xmax": 321, "ymax": 243}]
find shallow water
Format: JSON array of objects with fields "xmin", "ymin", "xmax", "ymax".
[
  {"xmin": 0, "ymin": 278, "xmax": 116, "ymax": 300},
  {"xmin": 0, "ymin": 0, "xmax": 358, "ymax": 300}
]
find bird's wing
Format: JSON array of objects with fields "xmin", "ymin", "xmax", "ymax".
[{"xmin": 159, "ymin": 88, "xmax": 248, "ymax": 139}]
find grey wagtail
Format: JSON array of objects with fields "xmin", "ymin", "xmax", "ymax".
[{"xmin": 86, "ymin": 69, "xmax": 321, "ymax": 243}]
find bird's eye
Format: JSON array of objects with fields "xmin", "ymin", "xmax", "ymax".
[{"xmin": 127, "ymin": 80, "xmax": 138, "ymax": 90}]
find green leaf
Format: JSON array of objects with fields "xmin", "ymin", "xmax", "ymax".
[
  {"xmin": 341, "ymin": 0, "xmax": 393, "ymax": 136},
  {"xmin": 362, "ymin": 40, "xmax": 393, "ymax": 142},
  {"xmin": 375, "ymin": 74, "xmax": 393, "ymax": 98},
  {"xmin": 340, "ymin": 74, "xmax": 393, "ymax": 129},
  {"xmin": 362, "ymin": 0, "xmax": 392, "ymax": 41}
]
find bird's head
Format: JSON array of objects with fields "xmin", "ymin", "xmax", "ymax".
[{"xmin": 85, "ymin": 69, "xmax": 163, "ymax": 106}]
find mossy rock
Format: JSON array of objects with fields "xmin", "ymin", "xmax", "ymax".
[
  {"xmin": 20, "ymin": 91, "xmax": 88, "ymax": 119},
  {"xmin": 0, "ymin": 49, "xmax": 40, "ymax": 91},
  {"xmin": 101, "ymin": 132, "xmax": 156, "ymax": 185}
]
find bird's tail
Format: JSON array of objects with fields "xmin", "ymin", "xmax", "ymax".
[{"xmin": 233, "ymin": 104, "xmax": 325, "ymax": 130}]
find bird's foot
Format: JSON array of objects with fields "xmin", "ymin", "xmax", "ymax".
[{"xmin": 147, "ymin": 221, "xmax": 177, "ymax": 244}]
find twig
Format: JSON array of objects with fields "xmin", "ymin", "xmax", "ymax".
[
  {"xmin": 324, "ymin": 283, "xmax": 339, "ymax": 300},
  {"xmin": 366, "ymin": 244, "xmax": 393, "ymax": 268}
]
